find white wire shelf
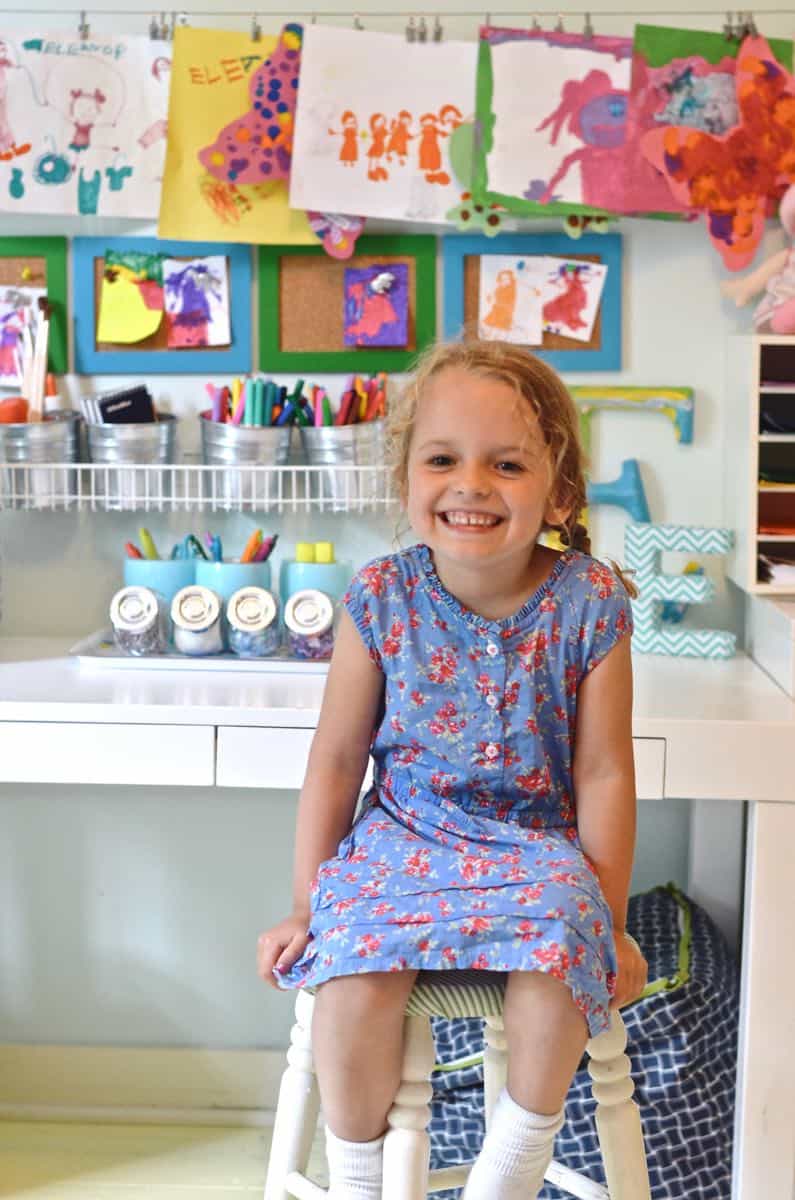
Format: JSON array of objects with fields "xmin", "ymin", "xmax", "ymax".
[{"xmin": 0, "ymin": 462, "xmax": 397, "ymax": 514}]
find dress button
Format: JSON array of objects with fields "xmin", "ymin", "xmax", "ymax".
[
  {"xmin": 486, "ymin": 694, "xmax": 498, "ymax": 709},
  {"xmin": 486, "ymin": 642, "xmax": 499, "ymax": 657},
  {"xmin": 484, "ymin": 742, "xmax": 499, "ymax": 759}
]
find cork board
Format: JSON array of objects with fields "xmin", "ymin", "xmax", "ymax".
[
  {"xmin": 441, "ymin": 233, "xmax": 622, "ymax": 373},
  {"xmin": 93, "ymin": 255, "xmax": 232, "ymax": 354},
  {"xmin": 72, "ymin": 236, "xmax": 252, "ymax": 375},
  {"xmin": 0, "ymin": 236, "xmax": 68, "ymax": 374},
  {"xmin": 279, "ymin": 254, "xmax": 417, "ymax": 354},
  {"xmin": 259, "ymin": 235, "xmax": 437, "ymax": 374},
  {"xmin": 463, "ymin": 253, "xmax": 603, "ymax": 351}
]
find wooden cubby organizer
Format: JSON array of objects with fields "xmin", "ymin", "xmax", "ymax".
[{"xmin": 727, "ymin": 335, "xmax": 795, "ymax": 593}]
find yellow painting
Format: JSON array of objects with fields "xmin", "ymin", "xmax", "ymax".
[{"xmin": 158, "ymin": 26, "xmax": 314, "ymax": 244}]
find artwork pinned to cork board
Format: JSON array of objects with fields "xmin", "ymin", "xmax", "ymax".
[
  {"xmin": 442, "ymin": 232, "xmax": 622, "ymax": 371},
  {"xmin": 0, "ymin": 237, "xmax": 68, "ymax": 380},
  {"xmin": 72, "ymin": 236, "xmax": 252, "ymax": 374},
  {"xmin": 258, "ymin": 235, "xmax": 436, "ymax": 372}
]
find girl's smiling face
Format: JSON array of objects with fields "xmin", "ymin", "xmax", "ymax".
[{"xmin": 405, "ymin": 367, "xmax": 570, "ymax": 574}]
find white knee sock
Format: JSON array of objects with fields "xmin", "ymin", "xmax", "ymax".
[
  {"xmin": 461, "ymin": 1088, "xmax": 565, "ymax": 1200},
  {"xmin": 325, "ymin": 1126, "xmax": 384, "ymax": 1200}
]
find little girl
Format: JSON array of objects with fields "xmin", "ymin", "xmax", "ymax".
[{"xmin": 258, "ymin": 339, "xmax": 648, "ymax": 1200}]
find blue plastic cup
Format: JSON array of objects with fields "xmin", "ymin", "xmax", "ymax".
[
  {"xmin": 194, "ymin": 559, "xmax": 272, "ymax": 603},
  {"xmin": 123, "ymin": 558, "xmax": 196, "ymax": 604}
]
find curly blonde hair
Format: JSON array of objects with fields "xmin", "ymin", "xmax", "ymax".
[{"xmin": 386, "ymin": 338, "xmax": 591, "ymax": 552}]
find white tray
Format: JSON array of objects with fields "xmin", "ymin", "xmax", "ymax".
[{"xmin": 69, "ymin": 629, "xmax": 330, "ymax": 674}]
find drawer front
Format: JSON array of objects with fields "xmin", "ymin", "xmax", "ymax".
[
  {"xmin": 216, "ymin": 726, "xmax": 374, "ymax": 791},
  {"xmin": 0, "ymin": 722, "xmax": 215, "ymax": 786},
  {"xmin": 633, "ymin": 737, "xmax": 666, "ymax": 800}
]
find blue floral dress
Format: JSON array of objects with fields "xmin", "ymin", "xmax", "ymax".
[{"xmin": 279, "ymin": 543, "xmax": 633, "ymax": 1036}]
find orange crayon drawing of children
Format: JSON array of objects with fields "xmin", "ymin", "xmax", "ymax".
[
  {"xmin": 417, "ymin": 111, "xmax": 450, "ymax": 184},
  {"xmin": 328, "ymin": 109, "xmax": 358, "ymax": 167},
  {"xmin": 543, "ymin": 263, "xmax": 590, "ymax": 334},
  {"xmin": 366, "ymin": 112, "xmax": 389, "ymax": 181},
  {"xmin": 386, "ymin": 110, "xmax": 414, "ymax": 165},
  {"xmin": 482, "ymin": 268, "xmax": 517, "ymax": 334}
]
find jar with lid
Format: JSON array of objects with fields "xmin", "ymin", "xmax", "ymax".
[
  {"xmin": 109, "ymin": 585, "xmax": 169, "ymax": 656},
  {"xmin": 226, "ymin": 586, "xmax": 280, "ymax": 658},
  {"xmin": 283, "ymin": 588, "xmax": 335, "ymax": 660},
  {"xmin": 171, "ymin": 585, "xmax": 224, "ymax": 656}
]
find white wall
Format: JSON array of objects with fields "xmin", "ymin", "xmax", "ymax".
[{"xmin": 2, "ymin": 1, "xmax": 781, "ymax": 1050}]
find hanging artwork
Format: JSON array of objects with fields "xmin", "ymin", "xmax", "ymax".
[
  {"xmin": 0, "ymin": 31, "xmax": 169, "ymax": 218},
  {"xmin": 343, "ymin": 263, "xmax": 409, "ymax": 348},
  {"xmin": 289, "ymin": 25, "xmax": 477, "ymax": 224},
  {"xmin": 624, "ymin": 25, "xmax": 793, "ymax": 217},
  {"xmin": 542, "ymin": 257, "xmax": 607, "ymax": 342},
  {"xmin": 159, "ymin": 25, "xmax": 314, "ymax": 244},
  {"xmin": 0, "ymin": 285, "xmax": 45, "ymax": 385},
  {"xmin": 641, "ymin": 35, "xmax": 795, "ymax": 270},
  {"xmin": 472, "ymin": 25, "xmax": 632, "ymax": 218},
  {"xmin": 97, "ymin": 249, "xmax": 164, "ymax": 345},
  {"xmin": 163, "ymin": 256, "xmax": 231, "ymax": 347},
  {"xmin": 478, "ymin": 256, "xmax": 546, "ymax": 344}
]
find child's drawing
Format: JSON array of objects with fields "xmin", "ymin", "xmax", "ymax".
[
  {"xmin": 0, "ymin": 286, "xmax": 44, "ymax": 385},
  {"xmin": 343, "ymin": 263, "xmax": 408, "ymax": 347},
  {"xmin": 478, "ymin": 256, "xmax": 545, "ymax": 345},
  {"xmin": 198, "ymin": 23, "xmax": 302, "ymax": 186},
  {"xmin": 0, "ymin": 31, "xmax": 169, "ymax": 218},
  {"xmin": 480, "ymin": 26, "xmax": 632, "ymax": 213},
  {"xmin": 542, "ymin": 257, "xmax": 607, "ymax": 342},
  {"xmin": 290, "ymin": 25, "xmax": 477, "ymax": 223},
  {"xmin": 163, "ymin": 256, "xmax": 231, "ymax": 348}
]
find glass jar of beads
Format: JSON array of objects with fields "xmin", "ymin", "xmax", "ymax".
[
  {"xmin": 283, "ymin": 588, "xmax": 336, "ymax": 661},
  {"xmin": 109, "ymin": 585, "xmax": 169, "ymax": 656},
  {"xmin": 170, "ymin": 585, "xmax": 224, "ymax": 656},
  {"xmin": 226, "ymin": 586, "xmax": 280, "ymax": 658}
]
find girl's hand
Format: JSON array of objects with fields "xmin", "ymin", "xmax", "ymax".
[
  {"xmin": 610, "ymin": 931, "xmax": 648, "ymax": 1009},
  {"xmin": 256, "ymin": 913, "xmax": 311, "ymax": 989}
]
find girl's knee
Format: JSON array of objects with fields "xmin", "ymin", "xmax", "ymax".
[{"xmin": 314, "ymin": 970, "xmax": 418, "ymax": 1023}]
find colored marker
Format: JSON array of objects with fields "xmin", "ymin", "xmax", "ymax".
[
  {"xmin": 240, "ymin": 528, "xmax": 263, "ymax": 563},
  {"xmin": 139, "ymin": 527, "xmax": 160, "ymax": 560},
  {"xmin": 125, "ymin": 540, "xmax": 143, "ymax": 559}
]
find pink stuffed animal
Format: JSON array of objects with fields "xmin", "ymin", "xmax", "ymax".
[{"xmin": 722, "ymin": 182, "xmax": 795, "ymax": 333}]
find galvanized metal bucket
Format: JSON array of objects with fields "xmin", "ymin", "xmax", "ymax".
[
  {"xmin": 299, "ymin": 420, "xmax": 386, "ymax": 510},
  {"xmin": 86, "ymin": 413, "xmax": 177, "ymax": 511},
  {"xmin": 200, "ymin": 413, "xmax": 292, "ymax": 509},
  {"xmin": 0, "ymin": 411, "xmax": 81, "ymax": 510}
]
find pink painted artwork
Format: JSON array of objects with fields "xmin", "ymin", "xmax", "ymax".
[
  {"xmin": 343, "ymin": 264, "xmax": 409, "ymax": 347},
  {"xmin": 198, "ymin": 23, "xmax": 302, "ymax": 185}
]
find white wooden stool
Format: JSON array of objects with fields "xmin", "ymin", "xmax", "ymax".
[{"xmin": 264, "ymin": 971, "xmax": 651, "ymax": 1200}]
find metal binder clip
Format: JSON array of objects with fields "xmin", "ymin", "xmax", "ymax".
[
  {"xmin": 744, "ymin": 11, "xmax": 758, "ymax": 36},
  {"xmin": 251, "ymin": 13, "xmax": 262, "ymax": 41},
  {"xmin": 353, "ymin": 14, "xmax": 364, "ymax": 29},
  {"xmin": 433, "ymin": 15, "xmax": 444, "ymax": 41},
  {"xmin": 531, "ymin": 14, "xmax": 541, "ymax": 31},
  {"xmin": 583, "ymin": 12, "xmax": 594, "ymax": 38},
  {"xmin": 406, "ymin": 15, "xmax": 416, "ymax": 42},
  {"xmin": 149, "ymin": 13, "xmax": 160, "ymax": 39},
  {"xmin": 485, "ymin": 13, "xmax": 491, "ymax": 27},
  {"xmin": 723, "ymin": 11, "xmax": 737, "ymax": 39},
  {"xmin": 555, "ymin": 13, "xmax": 565, "ymax": 33},
  {"xmin": 417, "ymin": 16, "xmax": 428, "ymax": 42},
  {"xmin": 78, "ymin": 10, "xmax": 89, "ymax": 39}
]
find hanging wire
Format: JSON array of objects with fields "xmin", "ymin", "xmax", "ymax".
[{"xmin": 0, "ymin": 6, "xmax": 777, "ymax": 17}]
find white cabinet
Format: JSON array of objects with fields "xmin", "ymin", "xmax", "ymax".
[
  {"xmin": 0, "ymin": 722, "xmax": 215, "ymax": 786},
  {"xmin": 727, "ymin": 335, "xmax": 795, "ymax": 594}
]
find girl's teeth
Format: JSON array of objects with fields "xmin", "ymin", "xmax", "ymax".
[{"xmin": 445, "ymin": 513, "xmax": 498, "ymax": 526}]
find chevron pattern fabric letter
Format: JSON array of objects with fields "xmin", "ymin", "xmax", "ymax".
[{"xmin": 624, "ymin": 523, "xmax": 736, "ymax": 658}]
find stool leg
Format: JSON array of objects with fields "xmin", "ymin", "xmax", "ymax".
[
  {"xmin": 382, "ymin": 1014, "xmax": 436, "ymax": 1200},
  {"xmin": 482, "ymin": 1016, "xmax": 507, "ymax": 1130},
  {"xmin": 586, "ymin": 1010, "xmax": 651, "ymax": 1200},
  {"xmin": 264, "ymin": 990, "xmax": 321, "ymax": 1200}
]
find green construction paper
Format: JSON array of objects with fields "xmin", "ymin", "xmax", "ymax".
[{"xmin": 634, "ymin": 24, "xmax": 792, "ymax": 69}]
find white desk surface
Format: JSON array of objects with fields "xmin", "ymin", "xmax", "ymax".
[{"xmin": 0, "ymin": 637, "xmax": 793, "ymax": 732}]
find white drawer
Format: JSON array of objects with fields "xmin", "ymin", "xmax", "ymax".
[
  {"xmin": 0, "ymin": 722, "xmax": 215, "ymax": 786},
  {"xmin": 633, "ymin": 737, "xmax": 666, "ymax": 800},
  {"xmin": 216, "ymin": 726, "xmax": 374, "ymax": 791}
]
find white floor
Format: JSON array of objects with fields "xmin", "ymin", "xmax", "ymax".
[{"xmin": 0, "ymin": 1121, "xmax": 328, "ymax": 1198}]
